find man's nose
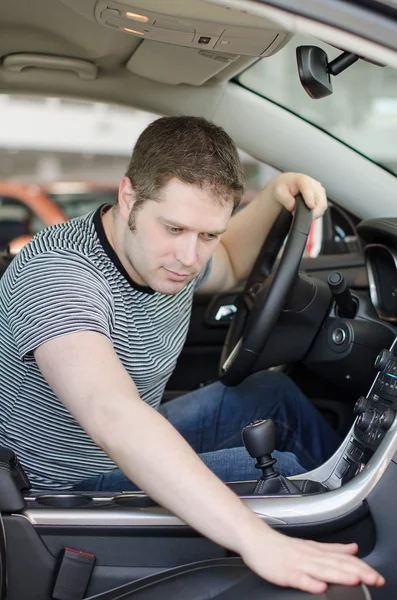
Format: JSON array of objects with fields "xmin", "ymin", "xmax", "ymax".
[{"xmin": 175, "ymin": 236, "xmax": 198, "ymax": 267}]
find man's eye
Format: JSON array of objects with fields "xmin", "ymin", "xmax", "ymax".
[
  {"xmin": 166, "ymin": 226, "xmax": 182, "ymax": 234},
  {"xmin": 202, "ymin": 233, "xmax": 218, "ymax": 241}
]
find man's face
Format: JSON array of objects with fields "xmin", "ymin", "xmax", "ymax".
[{"xmin": 122, "ymin": 178, "xmax": 233, "ymax": 295}]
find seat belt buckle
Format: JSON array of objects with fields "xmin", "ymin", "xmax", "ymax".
[{"xmin": 52, "ymin": 547, "xmax": 96, "ymax": 600}]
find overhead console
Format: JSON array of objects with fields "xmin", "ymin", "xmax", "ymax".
[
  {"xmin": 95, "ymin": 1, "xmax": 284, "ymax": 56},
  {"xmin": 94, "ymin": 1, "xmax": 289, "ymax": 84}
]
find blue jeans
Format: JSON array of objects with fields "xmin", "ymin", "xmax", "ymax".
[{"xmin": 73, "ymin": 370, "xmax": 341, "ymax": 492}]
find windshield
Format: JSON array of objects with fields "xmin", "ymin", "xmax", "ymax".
[{"xmin": 238, "ymin": 35, "xmax": 397, "ymax": 176}]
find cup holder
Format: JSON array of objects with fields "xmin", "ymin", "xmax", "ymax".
[
  {"xmin": 112, "ymin": 493, "xmax": 157, "ymax": 508},
  {"xmin": 35, "ymin": 494, "xmax": 92, "ymax": 508}
]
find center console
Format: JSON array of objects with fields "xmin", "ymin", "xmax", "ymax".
[
  {"xmin": 319, "ymin": 346, "xmax": 397, "ymax": 490},
  {"xmin": 1, "ymin": 342, "xmax": 396, "ymax": 532}
]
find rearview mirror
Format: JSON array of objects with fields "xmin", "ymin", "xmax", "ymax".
[{"xmin": 296, "ymin": 46, "xmax": 333, "ymax": 99}]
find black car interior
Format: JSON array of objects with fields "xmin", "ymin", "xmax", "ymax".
[{"xmin": 1, "ymin": 207, "xmax": 397, "ymax": 598}]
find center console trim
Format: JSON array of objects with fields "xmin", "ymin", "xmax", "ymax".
[{"xmin": 20, "ymin": 420, "xmax": 397, "ymax": 527}]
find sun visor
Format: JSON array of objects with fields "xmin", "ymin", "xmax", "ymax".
[{"xmin": 126, "ymin": 41, "xmax": 240, "ymax": 85}]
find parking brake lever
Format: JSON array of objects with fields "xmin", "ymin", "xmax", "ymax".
[{"xmin": 327, "ymin": 271, "xmax": 357, "ymax": 318}]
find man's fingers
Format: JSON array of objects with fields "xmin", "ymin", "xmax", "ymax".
[
  {"xmin": 300, "ymin": 187, "xmax": 316, "ymax": 210},
  {"xmin": 307, "ymin": 552, "xmax": 386, "ymax": 588},
  {"xmin": 293, "ymin": 572, "xmax": 327, "ymax": 594},
  {"xmin": 307, "ymin": 563, "xmax": 361, "ymax": 587},
  {"xmin": 277, "ymin": 183, "xmax": 295, "ymax": 211},
  {"xmin": 276, "ymin": 178, "xmax": 327, "ymax": 220},
  {"xmin": 307, "ymin": 541, "xmax": 359, "ymax": 555}
]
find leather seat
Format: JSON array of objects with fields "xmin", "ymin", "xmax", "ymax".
[{"xmin": 88, "ymin": 558, "xmax": 371, "ymax": 600}]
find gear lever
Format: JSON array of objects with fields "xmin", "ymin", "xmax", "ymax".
[
  {"xmin": 242, "ymin": 418, "xmax": 327, "ymax": 496},
  {"xmin": 242, "ymin": 419, "xmax": 279, "ymax": 480}
]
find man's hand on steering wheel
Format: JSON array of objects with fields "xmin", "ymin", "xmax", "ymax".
[{"xmin": 267, "ymin": 172, "xmax": 328, "ymax": 221}]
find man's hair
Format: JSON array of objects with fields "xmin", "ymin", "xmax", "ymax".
[{"xmin": 124, "ymin": 116, "xmax": 245, "ymax": 228}]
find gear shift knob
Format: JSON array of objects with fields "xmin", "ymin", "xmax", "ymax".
[{"xmin": 242, "ymin": 419, "xmax": 276, "ymax": 458}]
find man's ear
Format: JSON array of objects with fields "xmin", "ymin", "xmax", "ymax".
[{"xmin": 118, "ymin": 177, "xmax": 135, "ymax": 221}]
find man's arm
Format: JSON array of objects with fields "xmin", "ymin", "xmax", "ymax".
[
  {"xmin": 198, "ymin": 173, "xmax": 327, "ymax": 294},
  {"xmin": 34, "ymin": 330, "xmax": 384, "ymax": 593}
]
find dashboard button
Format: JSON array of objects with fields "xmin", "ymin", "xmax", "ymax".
[
  {"xmin": 332, "ymin": 328, "xmax": 346, "ymax": 345},
  {"xmin": 356, "ymin": 411, "xmax": 373, "ymax": 432},
  {"xmin": 380, "ymin": 409, "xmax": 395, "ymax": 431},
  {"xmin": 335, "ymin": 459, "xmax": 351, "ymax": 479},
  {"xmin": 346, "ymin": 443, "xmax": 364, "ymax": 461},
  {"xmin": 375, "ymin": 349, "xmax": 391, "ymax": 371},
  {"xmin": 354, "ymin": 396, "xmax": 370, "ymax": 415}
]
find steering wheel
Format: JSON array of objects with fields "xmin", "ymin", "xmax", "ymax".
[{"xmin": 220, "ymin": 194, "xmax": 312, "ymax": 386}]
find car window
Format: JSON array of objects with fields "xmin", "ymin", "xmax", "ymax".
[
  {"xmin": 0, "ymin": 94, "xmax": 282, "ymax": 251},
  {"xmin": 0, "ymin": 94, "xmax": 339, "ymax": 258},
  {"xmin": 0, "ymin": 196, "xmax": 39, "ymax": 252},
  {"xmin": 47, "ymin": 189, "xmax": 118, "ymax": 219},
  {"xmin": 238, "ymin": 34, "xmax": 397, "ymax": 176}
]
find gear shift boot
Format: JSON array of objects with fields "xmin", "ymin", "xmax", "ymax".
[
  {"xmin": 253, "ymin": 475, "xmax": 327, "ymax": 496},
  {"xmin": 253, "ymin": 474, "xmax": 301, "ymax": 495}
]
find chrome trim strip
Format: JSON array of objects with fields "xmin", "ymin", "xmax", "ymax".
[
  {"xmin": 22, "ymin": 420, "xmax": 397, "ymax": 527},
  {"xmin": 21, "ymin": 507, "xmax": 285, "ymax": 526}
]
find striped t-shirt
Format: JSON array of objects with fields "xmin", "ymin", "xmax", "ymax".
[{"xmin": 0, "ymin": 206, "xmax": 211, "ymax": 490}]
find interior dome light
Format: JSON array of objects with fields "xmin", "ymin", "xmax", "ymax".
[
  {"xmin": 123, "ymin": 27, "xmax": 144, "ymax": 35},
  {"xmin": 125, "ymin": 12, "xmax": 149, "ymax": 23}
]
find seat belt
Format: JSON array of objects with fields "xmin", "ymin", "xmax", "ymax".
[{"xmin": 52, "ymin": 547, "xmax": 96, "ymax": 600}]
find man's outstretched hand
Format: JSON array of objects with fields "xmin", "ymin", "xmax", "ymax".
[
  {"xmin": 239, "ymin": 526, "xmax": 384, "ymax": 594},
  {"xmin": 268, "ymin": 172, "xmax": 328, "ymax": 221}
]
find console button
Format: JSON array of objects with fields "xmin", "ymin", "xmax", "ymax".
[
  {"xmin": 356, "ymin": 411, "xmax": 373, "ymax": 432},
  {"xmin": 332, "ymin": 328, "xmax": 346, "ymax": 345},
  {"xmin": 379, "ymin": 409, "xmax": 395, "ymax": 431},
  {"xmin": 369, "ymin": 429, "xmax": 378, "ymax": 444},
  {"xmin": 354, "ymin": 462, "xmax": 366, "ymax": 476},
  {"xmin": 376, "ymin": 430, "xmax": 384, "ymax": 442},
  {"xmin": 346, "ymin": 443, "xmax": 364, "ymax": 461},
  {"xmin": 354, "ymin": 396, "xmax": 370, "ymax": 415},
  {"xmin": 335, "ymin": 458, "xmax": 351, "ymax": 479},
  {"xmin": 375, "ymin": 349, "xmax": 391, "ymax": 371}
]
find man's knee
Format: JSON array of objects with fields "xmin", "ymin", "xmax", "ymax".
[
  {"xmin": 233, "ymin": 369, "xmax": 310, "ymax": 417},
  {"xmin": 237, "ymin": 369, "xmax": 299, "ymax": 395}
]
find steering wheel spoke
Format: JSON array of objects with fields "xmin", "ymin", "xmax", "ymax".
[
  {"xmin": 221, "ymin": 337, "xmax": 242, "ymax": 374},
  {"xmin": 243, "ymin": 281, "xmax": 265, "ymax": 311}
]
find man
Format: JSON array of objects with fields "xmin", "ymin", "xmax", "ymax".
[{"xmin": 0, "ymin": 116, "xmax": 383, "ymax": 592}]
